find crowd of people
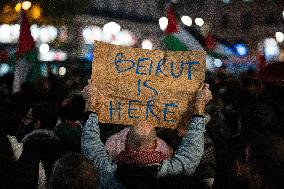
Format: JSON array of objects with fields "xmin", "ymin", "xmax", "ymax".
[{"xmin": 0, "ymin": 61, "xmax": 283, "ymax": 189}]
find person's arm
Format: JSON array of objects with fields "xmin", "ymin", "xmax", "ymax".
[
  {"xmin": 157, "ymin": 83, "xmax": 212, "ymax": 178},
  {"xmin": 81, "ymin": 113, "xmax": 117, "ymax": 180},
  {"xmin": 157, "ymin": 115, "xmax": 205, "ymax": 177}
]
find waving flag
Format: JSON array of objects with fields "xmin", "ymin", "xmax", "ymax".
[
  {"xmin": 13, "ymin": 10, "xmax": 40, "ymax": 92},
  {"xmin": 163, "ymin": 5, "xmax": 204, "ymax": 51}
]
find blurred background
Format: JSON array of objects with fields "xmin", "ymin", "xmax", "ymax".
[
  {"xmin": 0, "ymin": 2, "xmax": 283, "ymax": 189},
  {"xmin": 0, "ymin": 0, "xmax": 283, "ymax": 78}
]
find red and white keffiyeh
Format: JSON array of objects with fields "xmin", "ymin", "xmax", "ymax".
[
  {"xmin": 105, "ymin": 128, "xmax": 173, "ymax": 159},
  {"xmin": 116, "ymin": 150, "xmax": 167, "ymax": 166}
]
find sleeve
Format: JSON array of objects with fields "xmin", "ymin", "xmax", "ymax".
[
  {"xmin": 157, "ymin": 116, "xmax": 205, "ymax": 178},
  {"xmin": 81, "ymin": 113, "xmax": 118, "ymax": 184}
]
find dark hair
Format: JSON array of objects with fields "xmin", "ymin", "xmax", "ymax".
[
  {"xmin": 247, "ymin": 136, "xmax": 284, "ymax": 189},
  {"xmin": 32, "ymin": 103, "xmax": 58, "ymax": 130},
  {"xmin": 60, "ymin": 93, "xmax": 86, "ymax": 121},
  {"xmin": 48, "ymin": 152, "xmax": 98, "ymax": 189},
  {"xmin": 115, "ymin": 164, "xmax": 160, "ymax": 189}
]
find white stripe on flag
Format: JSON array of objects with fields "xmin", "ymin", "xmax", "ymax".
[
  {"xmin": 173, "ymin": 26, "xmax": 204, "ymax": 51},
  {"xmin": 13, "ymin": 59, "xmax": 32, "ymax": 93},
  {"xmin": 215, "ymin": 43, "xmax": 234, "ymax": 57}
]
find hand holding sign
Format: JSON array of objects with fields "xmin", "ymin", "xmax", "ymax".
[
  {"xmin": 89, "ymin": 41, "xmax": 206, "ymax": 128},
  {"xmin": 194, "ymin": 83, "xmax": 213, "ymax": 115},
  {"xmin": 82, "ymin": 79, "xmax": 101, "ymax": 112}
]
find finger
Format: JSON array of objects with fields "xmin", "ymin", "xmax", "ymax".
[
  {"xmin": 82, "ymin": 86, "xmax": 88, "ymax": 94},
  {"xmin": 203, "ymin": 83, "xmax": 209, "ymax": 89},
  {"xmin": 208, "ymin": 92, "xmax": 213, "ymax": 100},
  {"xmin": 82, "ymin": 87, "xmax": 86, "ymax": 95},
  {"xmin": 198, "ymin": 83, "xmax": 205, "ymax": 91}
]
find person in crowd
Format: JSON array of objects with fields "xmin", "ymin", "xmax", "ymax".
[
  {"xmin": 238, "ymin": 73, "xmax": 273, "ymax": 140},
  {"xmin": 48, "ymin": 152, "xmax": 99, "ymax": 189},
  {"xmin": 158, "ymin": 115, "xmax": 216, "ymax": 189},
  {"xmin": 37, "ymin": 75, "xmax": 66, "ymax": 108},
  {"xmin": 237, "ymin": 135, "xmax": 284, "ymax": 189},
  {"xmin": 55, "ymin": 93, "xmax": 85, "ymax": 152},
  {"xmin": 0, "ymin": 132, "xmax": 15, "ymax": 188},
  {"xmin": 16, "ymin": 103, "xmax": 58, "ymax": 142},
  {"xmin": 81, "ymin": 82, "xmax": 212, "ymax": 189},
  {"xmin": 10, "ymin": 103, "xmax": 63, "ymax": 188},
  {"xmin": 105, "ymin": 124, "xmax": 173, "ymax": 160}
]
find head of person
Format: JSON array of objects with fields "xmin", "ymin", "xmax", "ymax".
[
  {"xmin": 17, "ymin": 103, "xmax": 58, "ymax": 142},
  {"xmin": 48, "ymin": 152, "xmax": 99, "ymax": 189},
  {"xmin": 33, "ymin": 103, "xmax": 58, "ymax": 130},
  {"xmin": 245, "ymin": 136, "xmax": 284, "ymax": 189},
  {"xmin": 114, "ymin": 121, "xmax": 167, "ymax": 189},
  {"xmin": 60, "ymin": 93, "xmax": 86, "ymax": 122},
  {"xmin": 126, "ymin": 121, "xmax": 157, "ymax": 151}
]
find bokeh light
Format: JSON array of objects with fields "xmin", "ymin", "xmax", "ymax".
[
  {"xmin": 159, "ymin": 17, "xmax": 168, "ymax": 31},
  {"xmin": 181, "ymin": 16, "xmax": 192, "ymax": 26},
  {"xmin": 39, "ymin": 44, "xmax": 50, "ymax": 54},
  {"xmin": 59, "ymin": 67, "xmax": 67, "ymax": 76},
  {"xmin": 0, "ymin": 25, "xmax": 11, "ymax": 43},
  {"xmin": 264, "ymin": 38, "xmax": 280, "ymax": 61},
  {"xmin": 0, "ymin": 64, "xmax": 10, "ymax": 76},
  {"xmin": 22, "ymin": 1, "xmax": 32, "ymax": 11},
  {"xmin": 31, "ymin": 5, "xmax": 42, "ymax": 19},
  {"xmin": 15, "ymin": 3, "xmax": 22, "ymax": 12},
  {"xmin": 223, "ymin": 0, "xmax": 231, "ymax": 3},
  {"xmin": 214, "ymin": 59, "xmax": 223, "ymax": 67},
  {"xmin": 234, "ymin": 43, "xmax": 249, "ymax": 56},
  {"xmin": 195, "ymin": 18, "xmax": 204, "ymax": 26},
  {"xmin": 142, "ymin": 39, "xmax": 153, "ymax": 50},
  {"xmin": 275, "ymin": 32, "xmax": 284, "ymax": 43},
  {"xmin": 103, "ymin": 22, "xmax": 121, "ymax": 34}
]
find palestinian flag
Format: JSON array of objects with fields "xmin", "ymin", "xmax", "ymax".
[
  {"xmin": 185, "ymin": 26, "xmax": 234, "ymax": 59},
  {"xmin": 13, "ymin": 9, "xmax": 40, "ymax": 92},
  {"xmin": 163, "ymin": 5, "xmax": 204, "ymax": 52},
  {"xmin": 204, "ymin": 34, "xmax": 234, "ymax": 59}
]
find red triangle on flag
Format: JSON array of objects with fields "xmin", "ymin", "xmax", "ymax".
[
  {"xmin": 165, "ymin": 6, "xmax": 178, "ymax": 35},
  {"xmin": 204, "ymin": 35, "xmax": 217, "ymax": 50},
  {"xmin": 17, "ymin": 10, "xmax": 36, "ymax": 56}
]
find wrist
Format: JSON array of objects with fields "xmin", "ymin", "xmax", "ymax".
[{"xmin": 194, "ymin": 105, "xmax": 205, "ymax": 115}]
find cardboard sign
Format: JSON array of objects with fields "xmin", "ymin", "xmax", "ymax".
[{"xmin": 90, "ymin": 41, "xmax": 206, "ymax": 128}]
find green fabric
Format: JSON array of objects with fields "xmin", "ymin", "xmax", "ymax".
[
  {"xmin": 7, "ymin": 49, "xmax": 40, "ymax": 81},
  {"xmin": 163, "ymin": 35, "xmax": 188, "ymax": 51},
  {"xmin": 23, "ymin": 49, "xmax": 40, "ymax": 82}
]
